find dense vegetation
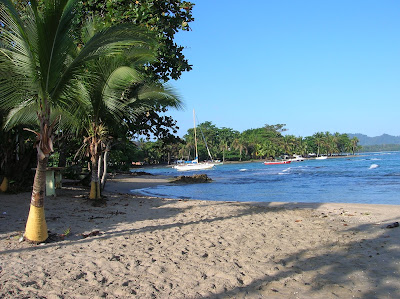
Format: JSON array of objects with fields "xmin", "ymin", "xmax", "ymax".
[
  {"xmin": 0, "ymin": 0, "xmax": 194, "ymax": 242},
  {"xmin": 360, "ymin": 144, "xmax": 400, "ymax": 152},
  {"xmin": 136, "ymin": 123, "xmax": 362, "ymax": 164},
  {"xmin": 0, "ymin": 0, "xmax": 194, "ymax": 192},
  {"xmin": 348, "ymin": 133, "xmax": 400, "ymax": 146}
]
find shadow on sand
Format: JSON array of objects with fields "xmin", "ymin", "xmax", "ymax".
[{"xmin": 1, "ymin": 186, "xmax": 399, "ymax": 298}]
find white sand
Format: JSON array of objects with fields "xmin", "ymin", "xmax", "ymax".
[{"xmin": 1, "ymin": 176, "xmax": 400, "ymax": 298}]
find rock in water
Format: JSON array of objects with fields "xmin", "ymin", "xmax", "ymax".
[{"xmin": 173, "ymin": 174, "xmax": 212, "ymax": 184}]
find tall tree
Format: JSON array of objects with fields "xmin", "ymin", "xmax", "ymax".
[
  {"xmin": 0, "ymin": 0, "xmax": 156, "ymax": 242},
  {"xmin": 313, "ymin": 132, "xmax": 325, "ymax": 157},
  {"xmin": 218, "ymin": 127, "xmax": 238, "ymax": 162},
  {"xmin": 74, "ymin": 57, "xmax": 182, "ymax": 199},
  {"xmin": 351, "ymin": 137, "xmax": 360, "ymax": 155},
  {"xmin": 282, "ymin": 135, "xmax": 296, "ymax": 155},
  {"xmin": 295, "ymin": 137, "xmax": 308, "ymax": 157},
  {"xmin": 75, "ymin": 0, "xmax": 195, "ymax": 82},
  {"xmin": 232, "ymin": 135, "xmax": 248, "ymax": 161}
]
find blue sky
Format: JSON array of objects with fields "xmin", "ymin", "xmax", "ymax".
[{"xmin": 167, "ymin": 0, "xmax": 400, "ymax": 138}]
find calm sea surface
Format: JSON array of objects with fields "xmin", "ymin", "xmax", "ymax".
[{"xmin": 132, "ymin": 152, "xmax": 400, "ymax": 205}]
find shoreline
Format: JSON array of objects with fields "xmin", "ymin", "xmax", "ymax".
[
  {"xmin": 105, "ymin": 173, "xmax": 400, "ymax": 218},
  {"xmin": 104, "ymin": 173, "xmax": 173, "ymax": 194},
  {"xmin": 1, "ymin": 177, "xmax": 400, "ymax": 298},
  {"xmin": 108, "ymin": 169, "xmax": 400, "ymax": 207},
  {"xmin": 130, "ymin": 153, "xmax": 363, "ymax": 169}
]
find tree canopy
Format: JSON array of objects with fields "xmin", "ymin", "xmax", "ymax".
[
  {"xmin": 138, "ymin": 123, "xmax": 362, "ymax": 164},
  {"xmin": 74, "ymin": 0, "xmax": 195, "ymax": 82},
  {"xmin": 0, "ymin": 0, "xmax": 187, "ymax": 242}
]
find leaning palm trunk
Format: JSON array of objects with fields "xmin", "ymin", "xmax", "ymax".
[
  {"xmin": 98, "ymin": 153, "xmax": 103, "ymax": 186},
  {"xmin": 100, "ymin": 142, "xmax": 111, "ymax": 190}
]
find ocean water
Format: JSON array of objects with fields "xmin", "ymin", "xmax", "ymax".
[{"xmin": 133, "ymin": 152, "xmax": 400, "ymax": 205}]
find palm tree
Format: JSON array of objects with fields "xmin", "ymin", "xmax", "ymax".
[
  {"xmin": 295, "ymin": 136, "xmax": 307, "ymax": 157},
  {"xmin": 232, "ymin": 136, "xmax": 248, "ymax": 161},
  {"xmin": 322, "ymin": 132, "xmax": 333, "ymax": 156},
  {"xmin": 0, "ymin": 0, "xmax": 156, "ymax": 242},
  {"xmin": 219, "ymin": 140, "xmax": 228, "ymax": 162},
  {"xmin": 282, "ymin": 135, "xmax": 296, "ymax": 156},
  {"xmin": 75, "ymin": 57, "xmax": 181, "ymax": 199},
  {"xmin": 351, "ymin": 137, "xmax": 360, "ymax": 155},
  {"xmin": 260, "ymin": 140, "xmax": 277, "ymax": 160},
  {"xmin": 313, "ymin": 132, "xmax": 324, "ymax": 157}
]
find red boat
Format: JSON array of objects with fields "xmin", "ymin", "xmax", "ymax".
[{"xmin": 264, "ymin": 160, "xmax": 292, "ymax": 165}]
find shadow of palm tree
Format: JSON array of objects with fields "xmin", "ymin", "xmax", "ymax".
[
  {"xmin": 1, "ymin": 187, "xmax": 302, "ymax": 254},
  {"xmin": 1, "ymin": 187, "xmax": 399, "ymax": 298},
  {"xmin": 202, "ymin": 220, "xmax": 400, "ymax": 298}
]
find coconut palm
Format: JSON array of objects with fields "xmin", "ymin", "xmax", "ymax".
[
  {"xmin": 313, "ymin": 132, "xmax": 325, "ymax": 157},
  {"xmin": 74, "ymin": 57, "xmax": 182, "ymax": 199},
  {"xmin": 0, "ymin": 0, "xmax": 156, "ymax": 242},
  {"xmin": 282, "ymin": 135, "xmax": 297, "ymax": 156},
  {"xmin": 232, "ymin": 136, "xmax": 248, "ymax": 161},
  {"xmin": 296, "ymin": 137, "xmax": 307, "ymax": 157},
  {"xmin": 351, "ymin": 137, "xmax": 360, "ymax": 155},
  {"xmin": 259, "ymin": 140, "xmax": 277, "ymax": 160}
]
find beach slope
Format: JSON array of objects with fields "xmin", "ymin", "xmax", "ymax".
[{"xmin": 1, "ymin": 178, "xmax": 399, "ymax": 298}]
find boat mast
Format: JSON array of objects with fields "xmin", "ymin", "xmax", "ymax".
[{"xmin": 193, "ymin": 109, "xmax": 198, "ymax": 161}]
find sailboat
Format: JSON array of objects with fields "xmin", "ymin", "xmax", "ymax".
[
  {"xmin": 198, "ymin": 124, "xmax": 223, "ymax": 165},
  {"xmin": 174, "ymin": 110, "xmax": 215, "ymax": 171}
]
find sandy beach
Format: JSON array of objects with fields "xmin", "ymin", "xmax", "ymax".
[{"xmin": 1, "ymin": 174, "xmax": 400, "ymax": 298}]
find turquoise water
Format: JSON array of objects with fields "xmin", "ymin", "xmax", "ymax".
[{"xmin": 133, "ymin": 152, "xmax": 400, "ymax": 205}]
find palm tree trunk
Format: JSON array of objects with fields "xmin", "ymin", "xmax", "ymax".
[
  {"xmin": 98, "ymin": 153, "xmax": 103, "ymax": 183},
  {"xmin": 101, "ymin": 142, "xmax": 110, "ymax": 190},
  {"xmin": 25, "ymin": 155, "xmax": 49, "ymax": 243},
  {"xmin": 25, "ymin": 112, "xmax": 55, "ymax": 243},
  {"xmin": 0, "ymin": 177, "xmax": 9, "ymax": 192},
  {"xmin": 101, "ymin": 152, "xmax": 108, "ymax": 190},
  {"xmin": 90, "ymin": 158, "xmax": 101, "ymax": 200}
]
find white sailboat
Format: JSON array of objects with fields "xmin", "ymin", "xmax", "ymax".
[
  {"xmin": 174, "ymin": 110, "xmax": 215, "ymax": 171},
  {"xmin": 315, "ymin": 156, "xmax": 327, "ymax": 160}
]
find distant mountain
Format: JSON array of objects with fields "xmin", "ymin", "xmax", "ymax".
[{"xmin": 347, "ymin": 133, "xmax": 400, "ymax": 146}]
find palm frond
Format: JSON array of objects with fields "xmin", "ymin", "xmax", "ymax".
[
  {"xmin": 1, "ymin": 0, "xmax": 179, "ymax": 139},
  {"xmin": 0, "ymin": 58, "xmax": 37, "ymax": 111},
  {"xmin": 0, "ymin": 1, "xmax": 38, "ymax": 99},
  {"xmin": 53, "ymin": 23, "xmax": 157, "ymax": 101},
  {"xmin": 35, "ymin": 0, "xmax": 77, "ymax": 94},
  {"xmin": 51, "ymin": 106, "xmax": 85, "ymax": 135},
  {"xmin": 53, "ymin": 78, "xmax": 94, "ymax": 133},
  {"xmin": 101, "ymin": 66, "xmax": 143, "ymax": 122},
  {"xmin": 136, "ymin": 84, "xmax": 183, "ymax": 110},
  {"xmin": 0, "ymin": 0, "xmax": 29, "ymax": 38},
  {"xmin": 3, "ymin": 99, "xmax": 38, "ymax": 130},
  {"xmin": 124, "ymin": 47, "xmax": 157, "ymax": 67}
]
